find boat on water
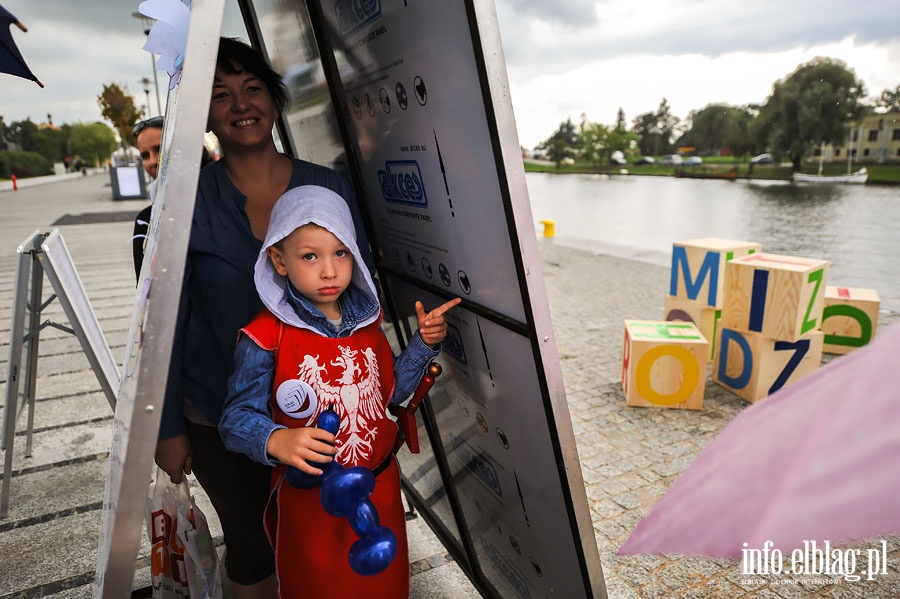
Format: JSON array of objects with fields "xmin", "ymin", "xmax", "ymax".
[
  {"xmin": 793, "ymin": 136, "xmax": 869, "ymax": 184},
  {"xmin": 792, "ymin": 167, "xmax": 868, "ymax": 184},
  {"xmin": 674, "ymin": 166, "xmax": 738, "ymax": 180}
]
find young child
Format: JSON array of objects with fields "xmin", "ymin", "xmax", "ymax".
[{"xmin": 219, "ymin": 185, "xmax": 460, "ymax": 598}]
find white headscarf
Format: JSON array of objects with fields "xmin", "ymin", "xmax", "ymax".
[{"xmin": 255, "ymin": 185, "xmax": 378, "ymax": 332}]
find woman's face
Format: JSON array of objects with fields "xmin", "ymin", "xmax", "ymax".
[{"xmin": 207, "ymin": 64, "xmax": 277, "ymax": 151}]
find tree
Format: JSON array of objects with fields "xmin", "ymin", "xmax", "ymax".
[
  {"xmin": 5, "ymin": 118, "xmax": 40, "ymax": 152},
  {"xmin": 98, "ymin": 83, "xmax": 143, "ymax": 163},
  {"xmin": 579, "ymin": 114, "xmax": 610, "ymax": 166},
  {"xmin": 876, "ymin": 85, "xmax": 900, "ymax": 113},
  {"xmin": 607, "ymin": 107, "xmax": 639, "ymax": 158},
  {"xmin": 632, "ymin": 98, "xmax": 680, "ymax": 156},
  {"xmin": 68, "ymin": 122, "xmax": 117, "ymax": 167},
  {"xmin": 614, "ymin": 107, "xmax": 627, "ymax": 134},
  {"xmin": 753, "ymin": 57, "xmax": 865, "ymax": 171},
  {"xmin": 677, "ymin": 104, "xmax": 754, "ymax": 156},
  {"xmin": 538, "ymin": 118, "xmax": 580, "ymax": 168}
]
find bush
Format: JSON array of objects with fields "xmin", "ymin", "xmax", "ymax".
[{"xmin": 0, "ymin": 151, "xmax": 53, "ymax": 179}]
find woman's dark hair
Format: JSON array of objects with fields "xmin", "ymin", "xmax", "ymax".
[{"xmin": 216, "ymin": 37, "xmax": 288, "ymax": 114}]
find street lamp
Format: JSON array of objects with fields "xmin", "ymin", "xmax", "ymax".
[
  {"xmin": 131, "ymin": 11, "xmax": 163, "ymax": 116},
  {"xmin": 140, "ymin": 77, "xmax": 152, "ymax": 116}
]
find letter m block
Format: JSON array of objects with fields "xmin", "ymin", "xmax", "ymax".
[{"xmin": 670, "ymin": 238, "xmax": 762, "ymax": 309}]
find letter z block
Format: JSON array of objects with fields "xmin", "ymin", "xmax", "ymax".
[
  {"xmin": 720, "ymin": 253, "xmax": 829, "ymax": 342},
  {"xmin": 622, "ymin": 320, "xmax": 709, "ymax": 410},
  {"xmin": 670, "ymin": 238, "xmax": 762, "ymax": 309},
  {"xmin": 821, "ymin": 286, "xmax": 880, "ymax": 354},
  {"xmin": 712, "ymin": 327, "xmax": 823, "ymax": 403}
]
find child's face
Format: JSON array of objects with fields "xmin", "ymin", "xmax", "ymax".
[{"xmin": 267, "ymin": 224, "xmax": 353, "ymax": 319}]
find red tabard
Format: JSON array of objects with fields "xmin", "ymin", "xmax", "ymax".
[{"xmin": 242, "ymin": 310, "xmax": 409, "ymax": 598}]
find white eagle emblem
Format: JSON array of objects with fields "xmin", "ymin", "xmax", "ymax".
[{"xmin": 297, "ymin": 345, "xmax": 382, "ymax": 464}]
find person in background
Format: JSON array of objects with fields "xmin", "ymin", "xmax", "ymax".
[
  {"xmin": 134, "ymin": 115, "xmax": 164, "ymax": 180},
  {"xmin": 131, "ymin": 116, "xmax": 163, "ymax": 280},
  {"xmin": 154, "ymin": 37, "xmax": 373, "ymax": 598},
  {"xmin": 131, "ymin": 116, "xmax": 214, "ymax": 280}
]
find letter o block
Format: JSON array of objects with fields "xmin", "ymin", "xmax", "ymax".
[
  {"xmin": 622, "ymin": 320, "xmax": 709, "ymax": 410},
  {"xmin": 821, "ymin": 286, "xmax": 880, "ymax": 354}
]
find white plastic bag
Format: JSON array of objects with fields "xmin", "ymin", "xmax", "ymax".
[
  {"xmin": 146, "ymin": 467, "xmax": 222, "ymax": 598},
  {"xmin": 176, "ymin": 491, "xmax": 223, "ymax": 599},
  {"xmin": 146, "ymin": 467, "xmax": 191, "ymax": 598}
]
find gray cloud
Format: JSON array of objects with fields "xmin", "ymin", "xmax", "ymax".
[
  {"xmin": 497, "ymin": 0, "xmax": 600, "ymax": 28},
  {"xmin": 497, "ymin": 0, "xmax": 900, "ymax": 70}
]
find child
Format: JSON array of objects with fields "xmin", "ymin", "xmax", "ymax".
[{"xmin": 219, "ymin": 185, "xmax": 460, "ymax": 598}]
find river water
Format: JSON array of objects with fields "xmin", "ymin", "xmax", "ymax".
[{"xmin": 525, "ymin": 173, "xmax": 900, "ymax": 311}]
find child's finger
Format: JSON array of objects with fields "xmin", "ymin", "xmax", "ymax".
[
  {"xmin": 415, "ymin": 300, "xmax": 427, "ymax": 320},
  {"xmin": 427, "ymin": 297, "xmax": 462, "ymax": 320}
]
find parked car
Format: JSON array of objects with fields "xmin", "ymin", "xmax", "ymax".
[
  {"xmin": 609, "ymin": 150, "xmax": 627, "ymax": 166},
  {"xmin": 634, "ymin": 156, "xmax": 655, "ymax": 165},
  {"xmin": 659, "ymin": 154, "xmax": 683, "ymax": 165},
  {"xmin": 750, "ymin": 153, "xmax": 774, "ymax": 164},
  {"xmin": 682, "ymin": 156, "xmax": 702, "ymax": 166}
]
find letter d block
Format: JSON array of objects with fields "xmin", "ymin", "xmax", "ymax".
[
  {"xmin": 720, "ymin": 253, "xmax": 829, "ymax": 342},
  {"xmin": 622, "ymin": 320, "xmax": 709, "ymax": 410},
  {"xmin": 670, "ymin": 238, "xmax": 762, "ymax": 309},
  {"xmin": 713, "ymin": 327, "xmax": 823, "ymax": 403},
  {"xmin": 821, "ymin": 286, "xmax": 880, "ymax": 354}
]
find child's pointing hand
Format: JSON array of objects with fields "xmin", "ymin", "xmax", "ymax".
[{"xmin": 416, "ymin": 298, "xmax": 462, "ymax": 348}]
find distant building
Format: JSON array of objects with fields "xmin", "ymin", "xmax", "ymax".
[{"xmin": 817, "ymin": 113, "xmax": 900, "ymax": 163}]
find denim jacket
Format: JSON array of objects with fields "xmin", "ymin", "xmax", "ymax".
[{"xmin": 219, "ymin": 281, "xmax": 438, "ymax": 466}]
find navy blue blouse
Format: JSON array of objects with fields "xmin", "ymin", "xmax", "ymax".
[{"xmin": 160, "ymin": 157, "xmax": 373, "ymax": 439}]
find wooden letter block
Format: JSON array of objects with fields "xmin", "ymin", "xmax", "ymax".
[
  {"xmin": 712, "ymin": 327, "xmax": 823, "ymax": 403},
  {"xmin": 622, "ymin": 320, "xmax": 709, "ymax": 410},
  {"xmin": 670, "ymin": 238, "xmax": 762, "ymax": 309},
  {"xmin": 720, "ymin": 253, "xmax": 829, "ymax": 342},
  {"xmin": 821, "ymin": 286, "xmax": 880, "ymax": 354},
  {"xmin": 664, "ymin": 294, "xmax": 721, "ymax": 359}
]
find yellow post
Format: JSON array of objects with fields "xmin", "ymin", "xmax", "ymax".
[{"xmin": 539, "ymin": 219, "xmax": 555, "ymax": 237}]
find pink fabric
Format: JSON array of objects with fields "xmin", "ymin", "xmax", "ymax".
[{"xmin": 619, "ymin": 323, "xmax": 900, "ymax": 557}]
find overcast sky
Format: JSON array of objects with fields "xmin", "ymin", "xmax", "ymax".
[{"xmin": 2, "ymin": 0, "xmax": 899, "ymax": 149}]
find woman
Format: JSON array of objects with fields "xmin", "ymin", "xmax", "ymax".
[{"xmin": 155, "ymin": 37, "xmax": 371, "ymax": 597}]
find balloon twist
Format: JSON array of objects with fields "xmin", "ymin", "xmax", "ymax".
[{"xmin": 284, "ymin": 406, "xmax": 398, "ymax": 576}]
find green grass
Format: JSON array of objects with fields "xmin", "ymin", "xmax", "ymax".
[{"xmin": 523, "ymin": 158, "xmax": 900, "ymax": 184}]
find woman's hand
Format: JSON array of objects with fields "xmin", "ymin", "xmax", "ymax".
[{"xmin": 155, "ymin": 434, "xmax": 193, "ymax": 484}]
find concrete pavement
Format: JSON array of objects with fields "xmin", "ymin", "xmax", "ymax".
[{"xmin": 1, "ymin": 173, "xmax": 898, "ymax": 598}]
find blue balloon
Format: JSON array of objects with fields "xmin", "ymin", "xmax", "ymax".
[
  {"xmin": 284, "ymin": 407, "xmax": 342, "ymax": 489},
  {"xmin": 297, "ymin": 407, "xmax": 398, "ymax": 576},
  {"xmin": 285, "ymin": 465, "xmax": 320, "ymax": 489},
  {"xmin": 320, "ymin": 466, "xmax": 375, "ymax": 517},
  {"xmin": 348, "ymin": 526, "xmax": 397, "ymax": 576},
  {"xmin": 317, "ymin": 406, "xmax": 341, "ymax": 435},
  {"xmin": 321, "ymin": 459, "xmax": 345, "ymax": 479},
  {"xmin": 349, "ymin": 499, "xmax": 380, "ymax": 537}
]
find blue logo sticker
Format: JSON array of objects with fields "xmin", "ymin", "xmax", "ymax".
[
  {"xmin": 335, "ymin": 0, "xmax": 382, "ymax": 36},
  {"xmin": 378, "ymin": 160, "xmax": 428, "ymax": 207}
]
